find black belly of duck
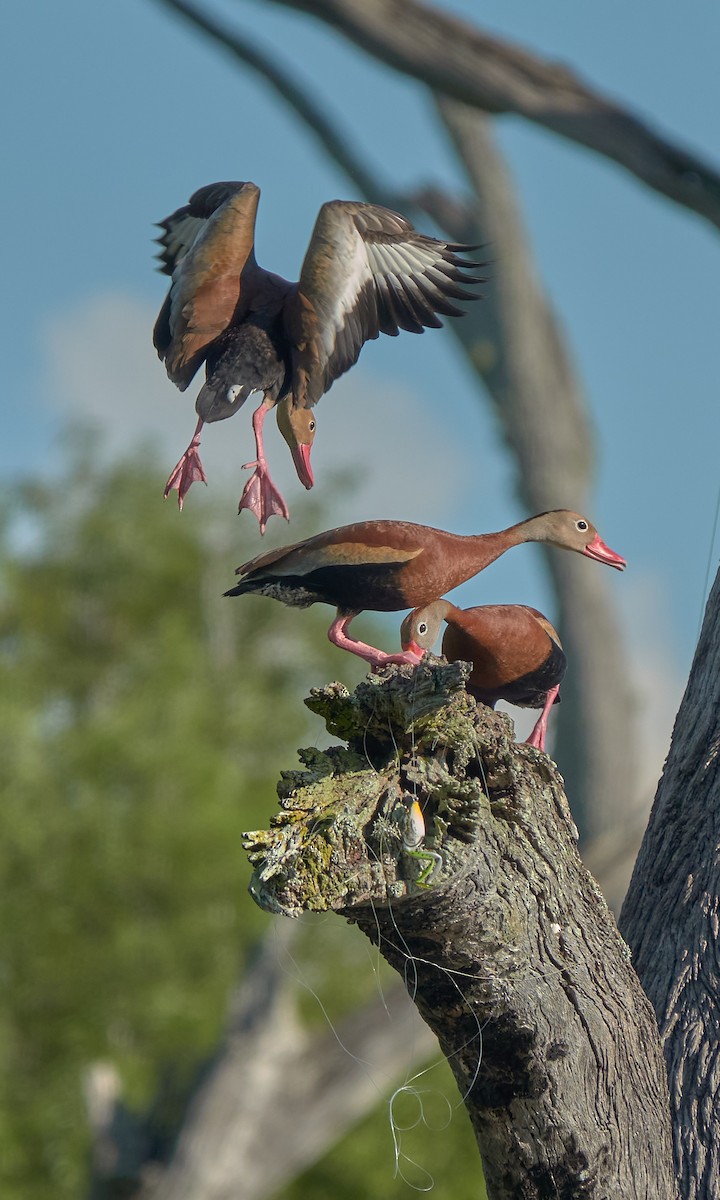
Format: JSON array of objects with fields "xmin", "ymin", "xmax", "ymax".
[
  {"xmin": 226, "ymin": 560, "xmax": 413, "ymax": 612},
  {"xmin": 198, "ymin": 319, "xmax": 289, "ymax": 424}
]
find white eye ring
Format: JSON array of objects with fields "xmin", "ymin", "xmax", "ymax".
[
  {"xmin": 575, "ymin": 519, "xmax": 588, "ymax": 532},
  {"xmin": 227, "ymin": 384, "xmax": 243, "ymax": 404},
  {"xmin": 308, "ymin": 420, "xmax": 316, "ymax": 432},
  {"xmin": 418, "ymin": 622, "xmax": 428, "ymax": 636}
]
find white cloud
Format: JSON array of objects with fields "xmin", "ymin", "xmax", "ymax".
[{"xmin": 42, "ymin": 291, "xmax": 475, "ymax": 528}]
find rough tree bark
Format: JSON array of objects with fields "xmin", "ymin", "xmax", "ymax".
[
  {"xmin": 621, "ymin": 566, "xmax": 720, "ymax": 1200},
  {"xmin": 244, "ymin": 661, "xmax": 676, "ymax": 1198}
]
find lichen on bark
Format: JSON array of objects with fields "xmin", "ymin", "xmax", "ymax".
[
  {"xmin": 243, "ymin": 659, "xmax": 676, "ymax": 1199},
  {"xmin": 243, "ymin": 658, "xmax": 502, "ymax": 916}
]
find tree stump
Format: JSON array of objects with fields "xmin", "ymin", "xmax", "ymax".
[{"xmin": 244, "ymin": 659, "xmax": 676, "ymax": 1199}]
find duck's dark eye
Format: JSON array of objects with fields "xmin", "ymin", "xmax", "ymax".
[
  {"xmin": 308, "ymin": 420, "xmax": 316, "ymax": 432},
  {"xmin": 575, "ymin": 519, "xmax": 588, "ymax": 533},
  {"xmin": 418, "ymin": 622, "xmax": 428, "ymax": 636}
]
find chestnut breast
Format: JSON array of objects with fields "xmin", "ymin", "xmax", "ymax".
[{"xmin": 443, "ymin": 605, "xmax": 566, "ymax": 707}]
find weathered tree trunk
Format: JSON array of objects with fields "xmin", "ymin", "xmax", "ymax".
[
  {"xmin": 621, "ymin": 567, "xmax": 720, "ymax": 1200},
  {"xmin": 245, "ymin": 661, "xmax": 677, "ymax": 1198}
]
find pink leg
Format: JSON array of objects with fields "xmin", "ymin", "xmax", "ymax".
[
  {"xmin": 238, "ymin": 403, "xmax": 290, "ymax": 535},
  {"xmin": 164, "ymin": 418, "xmax": 207, "ymax": 510},
  {"xmin": 328, "ymin": 613, "xmax": 424, "ymax": 669},
  {"xmin": 525, "ymin": 685, "xmax": 561, "ymax": 753}
]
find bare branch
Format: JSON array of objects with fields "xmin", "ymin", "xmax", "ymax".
[
  {"xmin": 150, "ymin": 0, "xmax": 400, "ymax": 206},
  {"xmin": 259, "ymin": 0, "xmax": 720, "ymax": 231},
  {"xmin": 147, "ymin": 977, "xmax": 436, "ymax": 1200},
  {"xmin": 87, "ymin": 922, "xmax": 436, "ymax": 1200}
]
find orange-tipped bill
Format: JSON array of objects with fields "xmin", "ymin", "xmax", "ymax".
[
  {"xmin": 291, "ymin": 443, "xmax": 314, "ymax": 490},
  {"xmin": 583, "ymin": 533, "xmax": 626, "ymax": 571}
]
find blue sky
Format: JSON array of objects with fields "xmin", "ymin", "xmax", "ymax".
[{"xmin": 4, "ymin": 0, "xmax": 720, "ymax": 767}]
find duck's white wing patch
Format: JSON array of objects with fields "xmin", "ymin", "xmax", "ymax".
[
  {"xmin": 155, "ymin": 212, "xmax": 207, "ymax": 277},
  {"xmin": 292, "ymin": 200, "xmax": 482, "ymax": 405}
]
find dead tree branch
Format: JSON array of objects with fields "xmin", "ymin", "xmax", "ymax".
[
  {"xmin": 245, "ymin": 661, "xmax": 676, "ymax": 1198},
  {"xmin": 259, "ymin": 0, "xmax": 720, "ymax": 231},
  {"xmin": 620, "ymin": 566, "xmax": 720, "ymax": 1200},
  {"xmin": 87, "ymin": 924, "xmax": 436, "ymax": 1200},
  {"xmin": 150, "ymin": 0, "xmax": 400, "ymax": 206},
  {"xmin": 153, "ymin": 0, "xmax": 720, "ymax": 230}
]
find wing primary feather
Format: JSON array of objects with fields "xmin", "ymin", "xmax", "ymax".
[
  {"xmin": 412, "ymin": 276, "xmax": 468, "ymax": 318},
  {"xmin": 385, "ymin": 277, "xmax": 426, "ymax": 334},
  {"xmin": 397, "ymin": 276, "xmax": 443, "ymax": 329},
  {"xmin": 375, "ymin": 280, "xmax": 403, "ymax": 336}
]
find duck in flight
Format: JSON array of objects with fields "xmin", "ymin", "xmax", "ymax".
[{"xmin": 153, "ymin": 181, "xmax": 481, "ymax": 531}]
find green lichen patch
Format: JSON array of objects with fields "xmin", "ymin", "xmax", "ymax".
[
  {"xmin": 244, "ymin": 662, "xmax": 530, "ymax": 919},
  {"xmin": 305, "ymin": 658, "xmax": 471, "ymax": 748}
]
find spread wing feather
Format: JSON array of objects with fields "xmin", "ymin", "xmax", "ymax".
[
  {"xmin": 152, "ymin": 181, "xmax": 261, "ymax": 390},
  {"xmin": 290, "ymin": 201, "xmax": 482, "ymax": 406}
]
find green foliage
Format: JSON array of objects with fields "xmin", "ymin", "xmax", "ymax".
[
  {"xmin": 0, "ymin": 445, "xmax": 485, "ymax": 1199},
  {"xmin": 0, "ymin": 447, "xmax": 364, "ymax": 1199}
]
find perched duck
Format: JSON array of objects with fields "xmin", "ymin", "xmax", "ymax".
[
  {"xmin": 400, "ymin": 600, "xmax": 566, "ymax": 751},
  {"xmin": 225, "ymin": 510, "xmax": 625, "ymax": 667},
  {"xmin": 153, "ymin": 181, "xmax": 481, "ymax": 530}
]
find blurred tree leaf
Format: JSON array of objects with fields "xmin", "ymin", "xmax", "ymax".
[{"xmin": 0, "ymin": 444, "xmax": 367, "ymax": 1199}]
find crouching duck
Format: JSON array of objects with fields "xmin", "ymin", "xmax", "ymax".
[
  {"xmin": 153, "ymin": 181, "xmax": 481, "ymax": 530},
  {"xmin": 401, "ymin": 601, "xmax": 566, "ymax": 752},
  {"xmin": 225, "ymin": 510, "xmax": 625, "ymax": 668}
]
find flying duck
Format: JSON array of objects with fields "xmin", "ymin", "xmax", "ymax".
[{"xmin": 153, "ymin": 182, "xmax": 481, "ymax": 530}]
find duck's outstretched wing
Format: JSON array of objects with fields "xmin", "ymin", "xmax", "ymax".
[
  {"xmin": 153, "ymin": 181, "xmax": 261, "ymax": 390},
  {"xmin": 288, "ymin": 200, "xmax": 483, "ymax": 406}
]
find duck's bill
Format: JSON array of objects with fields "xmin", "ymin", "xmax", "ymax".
[
  {"xmin": 583, "ymin": 533, "xmax": 626, "ymax": 571},
  {"xmin": 291, "ymin": 444, "xmax": 314, "ymax": 490}
]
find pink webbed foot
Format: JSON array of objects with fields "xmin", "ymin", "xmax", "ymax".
[
  {"xmin": 327, "ymin": 613, "xmax": 425, "ymax": 669},
  {"xmin": 369, "ymin": 648, "xmax": 425, "ymax": 669},
  {"xmin": 164, "ymin": 420, "xmax": 207, "ymax": 511},
  {"xmin": 238, "ymin": 461, "xmax": 290, "ymax": 536}
]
